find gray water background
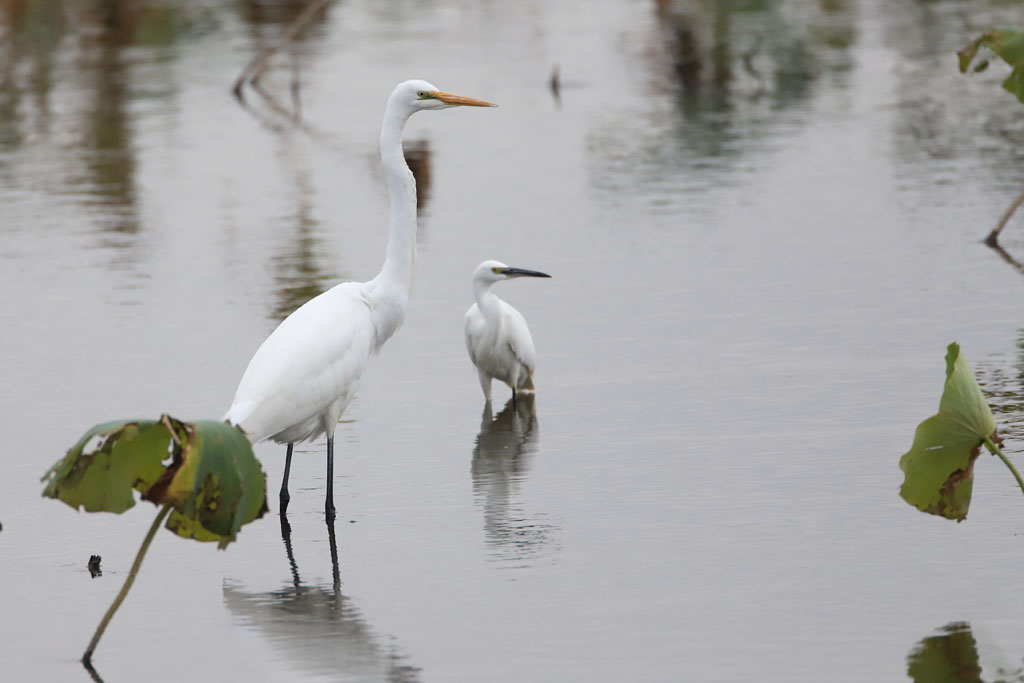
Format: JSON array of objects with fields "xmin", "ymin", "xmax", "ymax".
[{"xmin": 2, "ymin": 0, "xmax": 1024, "ymax": 680}]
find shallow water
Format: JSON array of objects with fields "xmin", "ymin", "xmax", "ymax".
[{"xmin": 3, "ymin": 0, "xmax": 1024, "ymax": 681}]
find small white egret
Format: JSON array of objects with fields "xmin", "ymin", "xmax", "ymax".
[
  {"xmin": 465, "ymin": 260, "xmax": 551, "ymax": 403},
  {"xmin": 225, "ymin": 80, "xmax": 495, "ymax": 520}
]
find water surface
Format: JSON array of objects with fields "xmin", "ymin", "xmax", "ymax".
[{"xmin": 3, "ymin": 1, "xmax": 1024, "ymax": 681}]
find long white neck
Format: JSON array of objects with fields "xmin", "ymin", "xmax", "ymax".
[
  {"xmin": 473, "ymin": 279, "xmax": 502, "ymax": 320},
  {"xmin": 368, "ymin": 98, "xmax": 417, "ymax": 349}
]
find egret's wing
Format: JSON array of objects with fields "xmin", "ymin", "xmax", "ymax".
[
  {"xmin": 500, "ymin": 302, "xmax": 537, "ymax": 374},
  {"xmin": 227, "ymin": 282, "xmax": 375, "ymax": 442}
]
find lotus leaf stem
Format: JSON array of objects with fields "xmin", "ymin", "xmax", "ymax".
[{"xmin": 82, "ymin": 504, "xmax": 172, "ymax": 665}]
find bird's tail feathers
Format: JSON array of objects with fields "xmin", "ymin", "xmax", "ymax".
[
  {"xmin": 223, "ymin": 401, "xmax": 258, "ymax": 431},
  {"xmin": 519, "ymin": 373, "xmax": 535, "ymax": 391}
]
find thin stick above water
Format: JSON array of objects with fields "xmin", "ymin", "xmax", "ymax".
[{"xmin": 82, "ymin": 504, "xmax": 172, "ymax": 666}]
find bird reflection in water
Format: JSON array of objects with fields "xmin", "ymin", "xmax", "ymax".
[
  {"xmin": 222, "ymin": 517, "xmax": 420, "ymax": 682},
  {"xmin": 471, "ymin": 394, "xmax": 560, "ymax": 566}
]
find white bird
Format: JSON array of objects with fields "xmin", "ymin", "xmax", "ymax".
[
  {"xmin": 465, "ymin": 260, "xmax": 551, "ymax": 404},
  {"xmin": 225, "ymin": 80, "xmax": 495, "ymax": 520}
]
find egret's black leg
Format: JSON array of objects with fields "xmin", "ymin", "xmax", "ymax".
[
  {"xmin": 325, "ymin": 436, "xmax": 336, "ymax": 521},
  {"xmin": 280, "ymin": 443, "xmax": 294, "ymax": 515},
  {"xmin": 512, "ymin": 387, "xmax": 517, "ymax": 411}
]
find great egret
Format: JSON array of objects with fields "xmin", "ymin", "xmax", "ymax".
[
  {"xmin": 226, "ymin": 80, "xmax": 495, "ymax": 520},
  {"xmin": 465, "ymin": 260, "xmax": 551, "ymax": 403}
]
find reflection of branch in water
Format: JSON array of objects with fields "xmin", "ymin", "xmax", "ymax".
[
  {"xmin": 252, "ymin": 78, "xmax": 302, "ymax": 124},
  {"xmin": 907, "ymin": 621, "xmax": 1024, "ymax": 683},
  {"xmin": 82, "ymin": 659, "xmax": 105, "ymax": 683},
  {"xmin": 471, "ymin": 394, "xmax": 560, "ymax": 565},
  {"xmin": 224, "ymin": 517, "xmax": 420, "ymax": 682},
  {"xmin": 232, "ymin": 2, "xmax": 345, "ymax": 148},
  {"xmin": 986, "ymin": 240, "xmax": 1024, "ymax": 278},
  {"xmin": 233, "ymin": 81, "xmax": 293, "ymax": 135},
  {"xmin": 245, "ymin": 78, "xmax": 343, "ymax": 148},
  {"xmin": 231, "ymin": 0, "xmax": 350, "ymax": 151}
]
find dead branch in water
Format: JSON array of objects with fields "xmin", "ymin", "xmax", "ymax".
[
  {"xmin": 985, "ymin": 185, "xmax": 1024, "ymax": 247},
  {"xmin": 232, "ymin": 0, "xmax": 331, "ymax": 100}
]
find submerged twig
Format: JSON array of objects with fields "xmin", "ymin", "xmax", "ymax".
[
  {"xmin": 82, "ymin": 505, "xmax": 172, "ymax": 665},
  {"xmin": 985, "ymin": 184, "xmax": 1024, "ymax": 246},
  {"xmin": 232, "ymin": 0, "xmax": 331, "ymax": 99}
]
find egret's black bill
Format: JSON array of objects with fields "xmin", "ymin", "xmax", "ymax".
[{"xmin": 503, "ymin": 267, "xmax": 551, "ymax": 278}]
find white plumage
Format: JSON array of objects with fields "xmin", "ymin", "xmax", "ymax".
[
  {"xmin": 225, "ymin": 282, "xmax": 375, "ymax": 445},
  {"xmin": 465, "ymin": 260, "xmax": 551, "ymax": 403},
  {"xmin": 225, "ymin": 80, "xmax": 495, "ymax": 519}
]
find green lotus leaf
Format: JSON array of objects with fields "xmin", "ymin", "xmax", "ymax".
[
  {"xmin": 41, "ymin": 419, "xmax": 173, "ymax": 514},
  {"xmin": 144, "ymin": 420, "xmax": 268, "ymax": 549},
  {"xmin": 43, "ymin": 415, "xmax": 266, "ymax": 548},
  {"xmin": 958, "ymin": 29, "xmax": 1024, "ymax": 103},
  {"xmin": 898, "ymin": 343, "xmax": 996, "ymax": 521}
]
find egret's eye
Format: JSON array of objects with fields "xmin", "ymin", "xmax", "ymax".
[
  {"xmin": 417, "ymin": 91, "xmax": 427, "ymax": 99},
  {"xmin": 491, "ymin": 267, "xmax": 503, "ymax": 275}
]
